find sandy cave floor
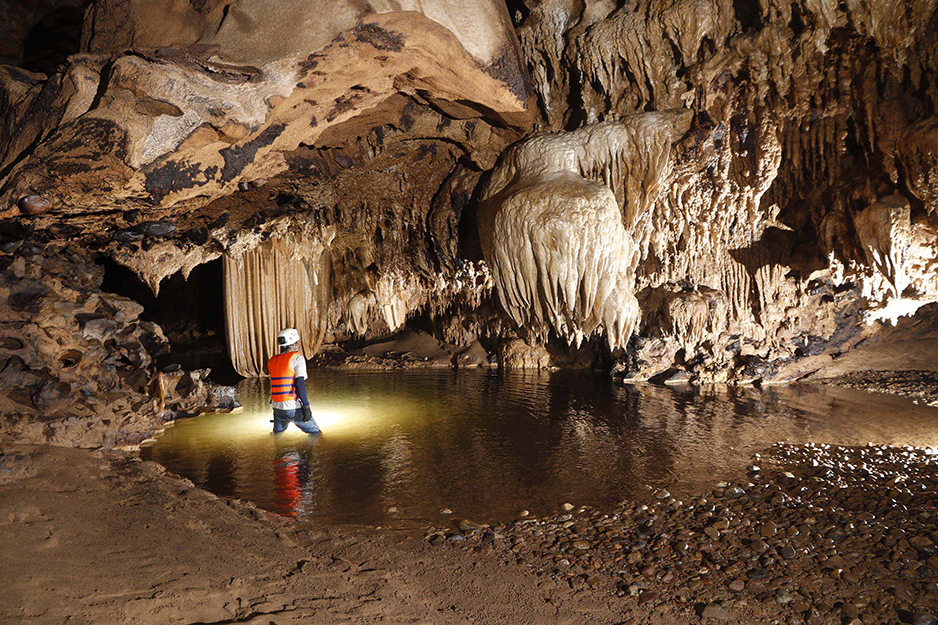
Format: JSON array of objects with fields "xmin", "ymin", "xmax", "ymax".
[{"xmin": 2, "ymin": 411, "xmax": 938, "ymax": 625}]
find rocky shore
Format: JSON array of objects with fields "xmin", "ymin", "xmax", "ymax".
[
  {"xmin": 427, "ymin": 443, "xmax": 938, "ymax": 624},
  {"xmin": 829, "ymin": 371, "xmax": 938, "ymax": 408}
]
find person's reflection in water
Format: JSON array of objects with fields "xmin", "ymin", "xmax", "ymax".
[{"xmin": 273, "ymin": 445, "xmax": 316, "ymax": 519}]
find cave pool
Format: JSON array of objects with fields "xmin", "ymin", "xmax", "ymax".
[{"xmin": 142, "ymin": 370, "xmax": 938, "ymax": 526}]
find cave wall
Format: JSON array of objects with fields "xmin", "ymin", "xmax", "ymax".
[{"xmin": 500, "ymin": 0, "xmax": 938, "ymax": 381}]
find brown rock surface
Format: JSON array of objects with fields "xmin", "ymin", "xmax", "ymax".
[{"xmin": 0, "ymin": 248, "xmax": 232, "ymax": 447}]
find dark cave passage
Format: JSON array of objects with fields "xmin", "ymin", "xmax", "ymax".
[
  {"xmin": 99, "ymin": 257, "xmax": 240, "ymax": 385},
  {"xmin": 21, "ymin": 3, "xmax": 88, "ymax": 74}
]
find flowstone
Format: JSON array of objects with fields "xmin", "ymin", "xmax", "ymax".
[{"xmin": 479, "ymin": 111, "xmax": 692, "ymax": 350}]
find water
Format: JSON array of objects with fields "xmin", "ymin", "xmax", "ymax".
[{"xmin": 142, "ymin": 370, "xmax": 938, "ymax": 526}]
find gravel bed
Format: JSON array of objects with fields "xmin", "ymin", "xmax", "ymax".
[
  {"xmin": 426, "ymin": 443, "xmax": 938, "ymax": 624},
  {"xmin": 829, "ymin": 371, "xmax": 938, "ymax": 407}
]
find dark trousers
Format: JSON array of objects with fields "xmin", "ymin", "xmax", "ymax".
[{"xmin": 272, "ymin": 408, "xmax": 320, "ymax": 434}]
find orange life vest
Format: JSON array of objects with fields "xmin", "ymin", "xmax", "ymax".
[{"xmin": 268, "ymin": 352, "xmax": 297, "ymax": 403}]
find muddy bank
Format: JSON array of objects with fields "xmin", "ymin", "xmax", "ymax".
[
  {"xmin": 0, "ymin": 443, "xmax": 652, "ymax": 624},
  {"xmin": 3, "ymin": 434, "xmax": 937, "ymax": 623}
]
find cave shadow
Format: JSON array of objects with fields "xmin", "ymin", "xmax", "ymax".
[
  {"xmin": 98, "ymin": 257, "xmax": 240, "ymax": 386},
  {"xmin": 21, "ymin": 3, "xmax": 89, "ymax": 74}
]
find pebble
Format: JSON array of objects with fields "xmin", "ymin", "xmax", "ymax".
[
  {"xmin": 639, "ymin": 590, "xmax": 658, "ymax": 603},
  {"xmin": 18, "ymin": 195, "xmax": 51, "ymax": 215},
  {"xmin": 912, "ymin": 614, "xmax": 937, "ymax": 625},
  {"xmin": 654, "ymin": 489, "xmax": 670, "ymax": 499},
  {"xmin": 761, "ymin": 521, "xmax": 778, "ymax": 537},
  {"xmin": 701, "ymin": 602, "xmax": 728, "ymax": 620},
  {"xmin": 561, "ymin": 503, "xmax": 574, "ymax": 512}
]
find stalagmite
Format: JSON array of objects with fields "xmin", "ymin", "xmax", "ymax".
[
  {"xmin": 223, "ymin": 233, "xmax": 332, "ymax": 377},
  {"xmin": 480, "ymin": 111, "xmax": 691, "ymax": 350}
]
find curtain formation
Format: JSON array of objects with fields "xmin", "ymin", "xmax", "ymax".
[{"xmin": 224, "ymin": 237, "xmax": 331, "ymax": 377}]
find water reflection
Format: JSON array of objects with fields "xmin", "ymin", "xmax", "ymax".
[{"xmin": 142, "ymin": 370, "xmax": 938, "ymax": 525}]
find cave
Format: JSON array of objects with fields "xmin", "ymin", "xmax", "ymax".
[
  {"xmin": 20, "ymin": 3, "xmax": 88, "ymax": 75},
  {"xmin": 1, "ymin": 1, "xmax": 938, "ymax": 623},
  {"xmin": 99, "ymin": 257, "xmax": 239, "ymax": 385}
]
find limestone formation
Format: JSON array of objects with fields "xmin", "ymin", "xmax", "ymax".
[
  {"xmin": 223, "ymin": 227, "xmax": 333, "ymax": 377},
  {"xmin": 0, "ymin": 0, "xmax": 532, "ymax": 221},
  {"xmin": 479, "ymin": 111, "xmax": 692, "ymax": 350},
  {"xmin": 0, "ymin": 249, "xmax": 232, "ymax": 447}
]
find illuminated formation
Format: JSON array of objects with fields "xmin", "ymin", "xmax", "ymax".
[
  {"xmin": 224, "ymin": 232, "xmax": 332, "ymax": 377},
  {"xmin": 479, "ymin": 111, "xmax": 692, "ymax": 350}
]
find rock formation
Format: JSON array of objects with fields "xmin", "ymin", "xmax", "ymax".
[
  {"xmin": 1, "ymin": 0, "xmax": 938, "ymax": 444},
  {"xmin": 479, "ymin": 111, "xmax": 692, "ymax": 350}
]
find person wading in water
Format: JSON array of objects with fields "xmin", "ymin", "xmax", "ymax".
[{"xmin": 268, "ymin": 328, "xmax": 320, "ymax": 434}]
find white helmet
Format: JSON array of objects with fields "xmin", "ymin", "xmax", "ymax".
[{"xmin": 277, "ymin": 328, "xmax": 300, "ymax": 349}]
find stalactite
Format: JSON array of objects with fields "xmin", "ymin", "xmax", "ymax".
[{"xmin": 223, "ymin": 232, "xmax": 332, "ymax": 377}]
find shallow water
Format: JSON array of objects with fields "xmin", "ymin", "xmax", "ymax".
[{"xmin": 142, "ymin": 370, "xmax": 938, "ymax": 526}]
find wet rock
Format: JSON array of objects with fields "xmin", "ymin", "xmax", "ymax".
[
  {"xmin": 760, "ymin": 521, "xmax": 778, "ymax": 537},
  {"xmin": 0, "ymin": 239, "xmax": 22, "ymax": 253},
  {"xmin": 561, "ymin": 503, "xmax": 574, "ymax": 512},
  {"xmin": 114, "ymin": 229, "xmax": 143, "ymax": 243},
  {"xmin": 638, "ymin": 590, "xmax": 658, "ymax": 603},
  {"xmin": 912, "ymin": 613, "xmax": 937, "ymax": 625},
  {"xmin": 18, "ymin": 195, "xmax": 51, "ymax": 215},
  {"xmin": 135, "ymin": 220, "xmax": 176, "ymax": 237},
  {"xmin": 910, "ymin": 535, "xmax": 936, "ymax": 555},
  {"xmin": 725, "ymin": 486, "xmax": 745, "ymax": 498}
]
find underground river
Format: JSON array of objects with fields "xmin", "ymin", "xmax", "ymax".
[{"xmin": 142, "ymin": 370, "xmax": 938, "ymax": 526}]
